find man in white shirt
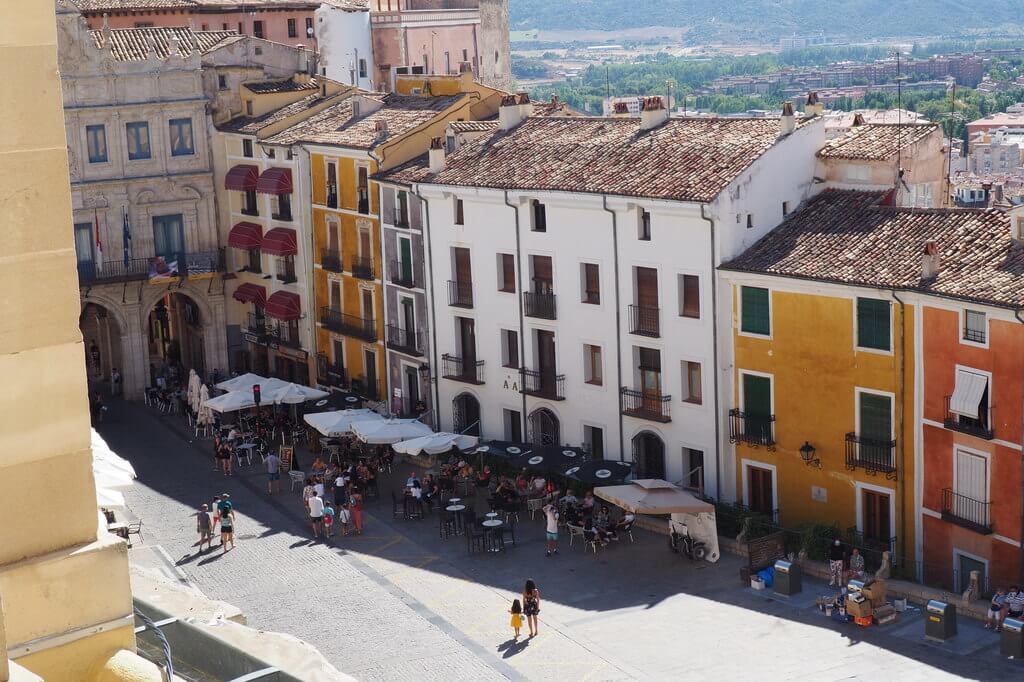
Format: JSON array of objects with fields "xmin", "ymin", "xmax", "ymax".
[
  {"xmin": 308, "ymin": 492, "xmax": 325, "ymax": 539},
  {"xmin": 543, "ymin": 503, "xmax": 559, "ymax": 557}
]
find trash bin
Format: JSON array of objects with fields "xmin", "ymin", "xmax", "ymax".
[
  {"xmin": 1001, "ymin": 618, "xmax": 1024, "ymax": 658},
  {"xmin": 774, "ymin": 559, "xmax": 801, "ymax": 596},
  {"xmin": 925, "ymin": 599, "xmax": 957, "ymax": 641}
]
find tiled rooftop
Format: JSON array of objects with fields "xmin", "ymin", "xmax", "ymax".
[
  {"xmin": 427, "ymin": 115, "xmax": 815, "ymax": 203},
  {"xmin": 721, "ymin": 189, "xmax": 1024, "ymax": 308},
  {"xmin": 77, "ymin": 0, "xmax": 319, "ymax": 8},
  {"xmin": 245, "ymin": 77, "xmax": 320, "ymax": 94},
  {"xmin": 448, "ymin": 120, "xmax": 497, "ymax": 133},
  {"xmin": 816, "ymin": 122, "xmax": 939, "ymax": 160},
  {"xmin": 89, "ymin": 26, "xmax": 236, "ymax": 61},
  {"xmin": 266, "ymin": 94, "xmax": 464, "ymax": 149},
  {"xmin": 218, "ymin": 90, "xmax": 351, "ymax": 135},
  {"xmin": 374, "ymin": 153, "xmax": 433, "ymax": 186}
]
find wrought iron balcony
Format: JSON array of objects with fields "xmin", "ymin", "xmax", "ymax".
[
  {"xmin": 523, "ymin": 291, "xmax": 557, "ymax": 320},
  {"xmin": 442, "ymin": 354, "xmax": 484, "ymax": 384},
  {"xmin": 244, "ymin": 313, "xmax": 270, "ymax": 337},
  {"xmin": 319, "ymin": 307, "xmax": 376, "ymax": 342},
  {"xmin": 315, "ymin": 352, "xmax": 346, "ymax": 388},
  {"xmin": 728, "ymin": 409, "xmax": 776, "ymax": 448},
  {"xmin": 267, "ymin": 323, "xmax": 302, "ymax": 349},
  {"xmin": 77, "ymin": 249, "xmax": 223, "ymax": 285},
  {"xmin": 941, "ymin": 488, "xmax": 993, "ymax": 535},
  {"xmin": 386, "ymin": 325, "xmax": 424, "ymax": 357},
  {"xmin": 944, "ymin": 395, "xmax": 995, "ymax": 440},
  {"xmin": 521, "ymin": 369, "xmax": 565, "ymax": 400},
  {"xmin": 845, "ymin": 433, "xmax": 897, "ymax": 479},
  {"xmin": 321, "ymin": 249, "xmax": 343, "ymax": 273},
  {"xmin": 350, "ymin": 256, "xmax": 374, "ymax": 280},
  {"xmin": 447, "ymin": 280, "xmax": 473, "ymax": 308},
  {"xmin": 389, "ymin": 259, "xmax": 416, "ymax": 288},
  {"xmin": 629, "ymin": 304, "xmax": 660, "ymax": 337},
  {"xmin": 620, "ymin": 387, "xmax": 671, "ymax": 422}
]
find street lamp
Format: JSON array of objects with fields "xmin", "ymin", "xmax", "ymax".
[
  {"xmin": 799, "ymin": 441, "xmax": 820, "ymax": 468},
  {"xmin": 418, "ymin": 363, "xmax": 431, "ymax": 383}
]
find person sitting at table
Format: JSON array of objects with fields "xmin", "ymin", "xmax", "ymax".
[
  {"xmin": 595, "ymin": 505, "xmax": 612, "ymax": 530},
  {"xmin": 311, "ymin": 457, "xmax": 327, "ymax": 477},
  {"xmin": 459, "ymin": 462, "xmax": 475, "ymax": 479},
  {"xmin": 562, "ymin": 503, "xmax": 582, "ymax": 527},
  {"xmin": 410, "ymin": 480, "xmax": 423, "ymax": 501},
  {"xmin": 422, "ymin": 474, "xmax": 437, "ymax": 500},
  {"xmin": 515, "ymin": 471, "xmax": 529, "ymax": 493},
  {"xmin": 531, "ymin": 475, "xmax": 547, "ymax": 496},
  {"xmin": 581, "ymin": 491, "xmax": 596, "ymax": 514},
  {"xmin": 583, "ymin": 518, "xmax": 609, "ymax": 547},
  {"xmin": 561, "ymin": 488, "xmax": 579, "ymax": 506},
  {"xmin": 476, "ymin": 466, "xmax": 492, "ymax": 488},
  {"xmin": 227, "ymin": 426, "xmax": 241, "ymax": 442},
  {"xmin": 406, "ymin": 472, "xmax": 421, "ymax": 488}
]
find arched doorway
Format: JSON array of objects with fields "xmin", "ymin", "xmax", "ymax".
[
  {"xmin": 147, "ymin": 291, "xmax": 206, "ymax": 386},
  {"xmin": 528, "ymin": 408, "xmax": 560, "ymax": 446},
  {"xmin": 452, "ymin": 393, "xmax": 481, "ymax": 436},
  {"xmin": 632, "ymin": 431, "xmax": 666, "ymax": 479},
  {"xmin": 79, "ymin": 302, "xmax": 125, "ymax": 394}
]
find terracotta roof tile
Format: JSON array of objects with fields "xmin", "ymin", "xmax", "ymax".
[
  {"xmin": 427, "ymin": 116, "xmax": 813, "ymax": 203},
  {"xmin": 449, "ymin": 120, "xmax": 497, "ymax": 133},
  {"xmin": 76, "ymin": 0, "xmax": 194, "ymax": 10},
  {"xmin": 721, "ymin": 189, "xmax": 1024, "ymax": 308},
  {"xmin": 89, "ymin": 27, "xmax": 235, "ymax": 61},
  {"xmin": 217, "ymin": 91, "xmax": 342, "ymax": 135},
  {"xmin": 817, "ymin": 122, "xmax": 939, "ymax": 160},
  {"xmin": 374, "ymin": 153, "xmax": 433, "ymax": 186},
  {"xmin": 245, "ymin": 77, "xmax": 319, "ymax": 94}
]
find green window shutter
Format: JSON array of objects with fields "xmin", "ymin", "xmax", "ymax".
[
  {"xmin": 741, "ymin": 286, "xmax": 770, "ymax": 335},
  {"xmin": 859, "ymin": 392, "xmax": 892, "ymax": 442},
  {"xmin": 742, "ymin": 374, "xmax": 771, "ymax": 417},
  {"xmin": 857, "ymin": 298, "xmax": 891, "ymax": 350}
]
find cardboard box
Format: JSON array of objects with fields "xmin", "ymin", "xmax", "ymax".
[
  {"xmin": 863, "ymin": 580, "xmax": 888, "ymax": 607},
  {"xmin": 873, "ymin": 604, "xmax": 896, "ymax": 625},
  {"xmin": 846, "ymin": 598, "xmax": 874, "ymax": 619}
]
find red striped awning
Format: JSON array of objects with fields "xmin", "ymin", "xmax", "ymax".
[
  {"xmin": 225, "ymin": 164, "xmax": 259, "ymax": 191},
  {"xmin": 227, "ymin": 222, "xmax": 263, "ymax": 250},
  {"xmin": 256, "ymin": 167, "xmax": 293, "ymax": 195},
  {"xmin": 232, "ymin": 283, "xmax": 267, "ymax": 307},
  {"xmin": 261, "ymin": 227, "xmax": 298, "ymax": 256},
  {"xmin": 265, "ymin": 290, "xmax": 301, "ymax": 321}
]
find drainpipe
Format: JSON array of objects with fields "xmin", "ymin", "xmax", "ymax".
[
  {"xmin": 892, "ymin": 290, "xmax": 908, "ymax": 568},
  {"xmin": 504, "ymin": 191, "xmax": 528, "ymax": 440},
  {"xmin": 601, "ymin": 196, "xmax": 625, "ymax": 463},
  {"xmin": 700, "ymin": 204, "xmax": 722, "ymax": 500},
  {"xmin": 1014, "ymin": 308, "xmax": 1024, "ymax": 584},
  {"xmin": 411, "ymin": 183, "xmax": 441, "ymax": 428}
]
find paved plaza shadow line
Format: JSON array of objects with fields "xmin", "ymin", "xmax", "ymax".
[{"xmin": 97, "ymin": 400, "xmax": 1009, "ymax": 681}]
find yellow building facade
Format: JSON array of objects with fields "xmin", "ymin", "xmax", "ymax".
[{"xmin": 723, "ymin": 277, "xmax": 916, "ymax": 568}]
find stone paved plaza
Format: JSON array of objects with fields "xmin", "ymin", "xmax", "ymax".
[{"xmin": 101, "ymin": 400, "xmax": 1021, "ymax": 681}]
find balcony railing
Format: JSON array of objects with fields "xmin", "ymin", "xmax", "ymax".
[
  {"xmin": 389, "ymin": 260, "xmax": 416, "ymax": 288},
  {"xmin": 941, "ymin": 488, "xmax": 993, "ymax": 535},
  {"xmin": 267, "ymin": 323, "xmax": 302, "ymax": 349},
  {"xmin": 944, "ymin": 395, "xmax": 995, "ymax": 440},
  {"xmin": 386, "ymin": 325, "xmax": 423, "ymax": 357},
  {"xmin": 442, "ymin": 354, "xmax": 484, "ymax": 384},
  {"xmin": 728, "ymin": 408, "xmax": 776, "ymax": 448},
  {"xmin": 447, "ymin": 280, "xmax": 473, "ymax": 308},
  {"xmin": 321, "ymin": 249, "xmax": 343, "ymax": 273},
  {"xmin": 77, "ymin": 249, "xmax": 224, "ymax": 285},
  {"xmin": 316, "ymin": 352, "xmax": 346, "ymax": 388},
  {"xmin": 319, "ymin": 307, "xmax": 376, "ymax": 342},
  {"xmin": 244, "ymin": 313, "xmax": 270, "ymax": 337},
  {"xmin": 620, "ymin": 387, "xmax": 671, "ymax": 422},
  {"xmin": 845, "ymin": 433, "xmax": 897, "ymax": 479},
  {"xmin": 351, "ymin": 256, "xmax": 374, "ymax": 280},
  {"xmin": 523, "ymin": 291, "xmax": 557, "ymax": 320},
  {"xmin": 521, "ymin": 369, "xmax": 565, "ymax": 400},
  {"xmin": 629, "ymin": 304, "xmax": 660, "ymax": 337}
]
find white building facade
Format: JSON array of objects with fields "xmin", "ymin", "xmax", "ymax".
[{"xmin": 316, "ymin": 2, "xmax": 375, "ymax": 90}]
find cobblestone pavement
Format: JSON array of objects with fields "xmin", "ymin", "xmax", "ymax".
[{"xmin": 101, "ymin": 401, "xmax": 1020, "ymax": 681}]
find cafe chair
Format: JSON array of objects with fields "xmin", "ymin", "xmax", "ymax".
[
  {"xmin": 439, "ymin": 512, "xmax": 457, "ymax": 539},
  {"xmin": 391, "ymin": 492, "xmax": 404, "ymax": 519},
  {"xmin": 527, "ymin": 498, "xmax": 544, "ymax": 520},
  {"xmin": 567, "ymin": 523, "xmax": 584, "ymax": 548},
  {"xmin": 288, "ymin": 470, "xmax": 305, "ymax": 491},
  {"xmin": 126, "ymin": 520, "xmax": 144, "ymax": 548},
  {"xmin": 466, "ymin": 526, "xmax": 486, "ymax": 554}
]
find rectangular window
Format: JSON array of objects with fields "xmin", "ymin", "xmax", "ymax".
[
  {"xmin": 247, "ymin": 248, "xmax": 261, "ymax": 273},
  {"xmin": 963, "ymin": 310, "xmax": 986, "ymax": 344},
  {"xmin": 168, "ymin": 118, "xmax": 195, "ymax": 156},
  {"xmin": 682, "ymin": 361, "xmax": 702, "ymax": 404},
  {"xmin": 287, "ymin": 18, "xmax": 297, "ymax": 37},
  {"xmin": 237, "ymin": 22, "xmax": 243, "ymax": 35},
  {"xmin": 740, "ymin": 286, "xmax": 770, "ymax": 335},
  {"xmin": 218, "ymin": 74, "xmax": 228, "ymax": 90},
  {"xmin": 501, "ymin": 329, "xmax": 519, "ymax": 368},
  {"xmin": 856, "ymin": 297, "xmax": 891, "ymax": 351},
  {"xmin": 584, "ymin": 425, "xmax": 604, "ymax": 458},
  {"xmin": 782, "ymin": 201, "xmax": 790, "ymax": 216},
  {"xmin": 638, "ymin": 209, "xmax": 651, "ymax": 240},
  {"xmin": 242, "ymin": 138, "xmax": 253, "ymax": 158},
  {"xmin": 125, "ymin": 121, "xmax": 151, "ymax": 160},
  {"xmin": 306, "ymin": 17, "xmax": 314, "ymax": 33},
  {"xmin": 396, "ymin": 190, "xmax": 409, "ymax": 226},
  {"xmin": 243, "ymin": 189, "xmax": 258, "ymax": 216},
  {"xmin": 746, "ymin": 214, "xmax": 753, "ymax": 229},
  {"xmin": 504, "ymin": 409, "xmax": 522, "ymax": 441},
  {"xmin": 454, "ymin": 198, "xmax": 464, "ymax": 225},
  {"xmin": 74, "ymin": 222, "xmax": 94, "ymax": 265},
  {"xmin": 272, "ymin": 193, "xmax": 292, "ymax": 221},
  {"xmin": 584, "ymin": 344, "xmax": 602, "ymax": 385},
  {"xmin": 498, "ymin": 253, "xmax": 515, "ymax": 293},
  {"xmin": 954, "ymin": 448, "xmax": 989, "ymax": 523},
  {"xmin": 152, "ymin": 214, "xmax": 185, "ymax": 265},
  {"xmin": 253, "ymin": 20, "xmax": 264, "ymax": 38},
  {"xmin": 679, "ymin": 274, "xmax": 699, "ymax": 318},
  {"xmin": 532, "ymin": 200, "xmax": 547, "ymax": 232},
  {"xmin": 859, "ymin": 391, "xmax": 893, "ymax": 447},
  {"xmin": 582, "ymin": 263, "xmax": 600, "ymax": 304},
  {"xmin": 276, "ymin": 255, "xmax": 296, "ymax": 283},
  {"xmin": 359, "ymin": 59, "xmax": 368, "ymax": 78},
  {"xmin": 683, "ymin": 448, "xmax": 705, "ymax": 492},
  {"xmin": 86, "ymin": 124, "xmax": 107, "ymax": 163}
]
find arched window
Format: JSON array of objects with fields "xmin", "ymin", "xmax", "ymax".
[{"xmin": 528, "ymin": 408, "xmax": 560, "ymax": 446}]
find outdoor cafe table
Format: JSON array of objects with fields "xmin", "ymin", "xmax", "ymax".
[
  {"xmin": 446, "ymin": 504, "xmax": 467, "ymax": 534},
  {"xmin": 481, "ymin": 519, "xmax": 505, "ymax": 553}
]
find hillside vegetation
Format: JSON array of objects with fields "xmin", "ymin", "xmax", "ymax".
[{"xmin": 510, "ymin": 0, "xmax": 1024, "ymax": 40}]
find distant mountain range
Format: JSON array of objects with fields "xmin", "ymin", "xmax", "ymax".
[{"xmin": 510, "ymin": 0, "xmax": 1024, "ymax": 40}]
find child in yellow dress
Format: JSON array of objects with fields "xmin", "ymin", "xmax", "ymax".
[{"xmin": 509, "ymin": 599, "xmax": 523, "ymax": 639}]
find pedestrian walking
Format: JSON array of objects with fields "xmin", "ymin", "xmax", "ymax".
[
  {"xmin": 302, "ymin": 478, "xmax": 316, "ymax": 513},
  {"xmin": 543, "ymin": 503, "xmax": 559, "ymax": 557},
  {"xmin": 111, "ymin": 367, "xmax": 122, "ymax": 397},
  {"xmin": 89, "ymin": 340, "xmax": 101, "ymax": 377},
  {"xmin": 323, "ymin": 501, "xmax": 335, "ymax": 538},
  {"xmin": 522, "ymin": 579, "xmax": 541, "ymax": 637},
  {"xmin": 308, "ymin": 492, "xmax": 325, "ymax": 539},
  {"xmin": 350, "ymin": 487, "xmax": 364, "ymax": 534},
  {"xmin": 509, "ymin": 599, "xmax": 524, "ymax": 639},
  {"xmin": 337, "ymin": 503, "xmax": 352, "ymax": 536},
  {"xmin": 265, "ymin": 451, "xmax": 281, "ymax": 495},
  {"xmin": 195, "ymin": 504, "xmax": 214, "ymax": 552},
  {"xmin": 218, "ymin": 505, "xmax": 235, "ymax": 552},
  {"xmin": 828, "ymin": 539, "xmax": 845, "ymax": 587}
]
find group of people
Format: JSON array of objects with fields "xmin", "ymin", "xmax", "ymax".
[
  {"xmin": 300, "ymin": 457, "xmax": 372, "ymax": 540},
  {"xmin": 194, "ymin": 493, "xmax": 236, "ymax": 553},
  {"xmin": 986, "ymin": 586, "xmax": 1024, "ymax": 632},
  {"xmin": 826, "ymin": 539, "xmax": 867, "ymax": 587}
]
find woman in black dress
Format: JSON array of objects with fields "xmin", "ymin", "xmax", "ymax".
[{"xmin": 522, "ymin": 578, "xmax": 541, "ymax": 637}]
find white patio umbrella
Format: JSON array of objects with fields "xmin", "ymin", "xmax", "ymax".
[
  {"xmin": 269, "ymin": 383, "xmax": 329, "ymax": 405},
  {"xmin": 303, "ymin": 409, "xmax": 381, "ymax": 437},
  {"xmin": 204, "ymin": 389, "xmax": 257, "ymax": 413},
  {"xmin": 96, "ymin": 487, "xmax": 127, "ymax": 509},
  {"xmin": 392, "ymin": 432, "xmax": 478, "ymax": 457},
  {"xmin": 215, "ymin": 373, "xmax": 289, "ymax": 394},
  {"xmin": 92, "ymin": 428, "xmax": 135, "ymax": 510},
  {"xmin": 197, "ymin": 384, "xmax": 213, "ymax": 425},
  {"xmin": 352, "ymin": 418, "xmax": 433, "ymax": 445}
]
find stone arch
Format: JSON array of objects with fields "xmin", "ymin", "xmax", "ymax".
[
  {"xmin": 527, "ymin": 407, "xmax": 560, "ymax": 446},
  {"xmin": 78, "ymin": 294, "xmax": 134, "ymax": 398},
  {"xmin": 631, "ymin": 430, "xmax": 666, "ymax": 480},
  {"xmin": 452, "ymin": 392, "xmax": 481, "ymax": 436}
]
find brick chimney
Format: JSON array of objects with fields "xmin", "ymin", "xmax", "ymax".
[
  {"xmin": 805, "ymin": 91, "xmax": 824, "ymax": 117},
  {"xmin": 852, "ymin": 112, "xmax": 866, "ymax": 127},
  {"xmin": 499, "ymin": 93, "xmax": 526, "ymax": 131},
  {"xmin": 611, "ymin": 101, "xmax": 631, "ymax": 118},
  {"xmin": 779, "ymin": 101, "xmax": 796, "ymax": 136},
  {"xmin": 640, "ymin": 96, "xmax": 669, "ymax": 131},
  {"xmin": 920, "ymin": 240, "xmax": 940, "ymax": 279},
  {"xmin": 428, "ymin": 136, "xmax": 445, "ymax": 173},
  {"xmin": 517, "ymin": 92, "xmax": 534, "ymax": 118}
]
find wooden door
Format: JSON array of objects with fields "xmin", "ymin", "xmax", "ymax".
[
  {"xmin": 400, "ymin": 237, "xmax": 413, "ymax": 283},
  {"xmin": 329, "ymin": 280, "xmax": 341, "ymax": 312},
  {"xmin": 537, "ymin": 330, "xmax": 556, "ymax": 392},
  {"xmin": 363, "ymin": 349, "xmax": 377, "ymax": 397},
  {"xmin": 361, "ymin": 289, "xmax": 373, "ymax": 322},
  {"xmin": 742, "ymin": 373, "xmax": 772, "ymax": 443},
  {"xmin": 639, "ymin": 347, "xmax": 662, "ymax": 411},
  {"xmin": 747, "ymin": 466, "xmax": 773, "ymax": 515},
  {"xmin": 328, "ymin": 221, "xmax": 340, "ymax": 253},
  {"xmin": 359, "ymin": 228, "xmax": 372, "ymax": 259},
  {"xmin": 532, "ymin": 255, "xmax": 553, "ymax": 294},
  {"xmin": 453, "ymin": 247, "xmax": 471, "ymax": 284},
  {"xmin": 401, "ymin": 298, "xmax": 415, "ymax": 333},
  {"xmin": 636, "ymin": 267, "xmax": 658, "ymax": 308},
  {"xmin": 459, "ymin": 317, "xmax": 476, "ymax": 363},
  {"xmin": 862, "ymin": 489, "xmax": 891, "ymax": 547}
]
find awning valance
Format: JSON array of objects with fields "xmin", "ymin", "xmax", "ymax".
[
  {"xmin": 265, "ymin": 290, "xmax": 301, "ymax": 321},
  {"xmin": 227, "ymin": 221, "xmax": 263, "ymax": 250},
  {"xmin": 232, "ymin": 283, "xmax": 267, "ymax": 307},
  {"xmin": 949, "ymin": 369, "xmax": 988, "ymax": 419},
  {"xmin": 256, "ymin": 167, "xmax": 293, "ymax": 195},
  {"xmin": 225, "ymin": 164, "xmax": 259, "ymax": 191},
  {"xmin": 261, "ymin": 227, "xmax": 298, "ymax": 256}
]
